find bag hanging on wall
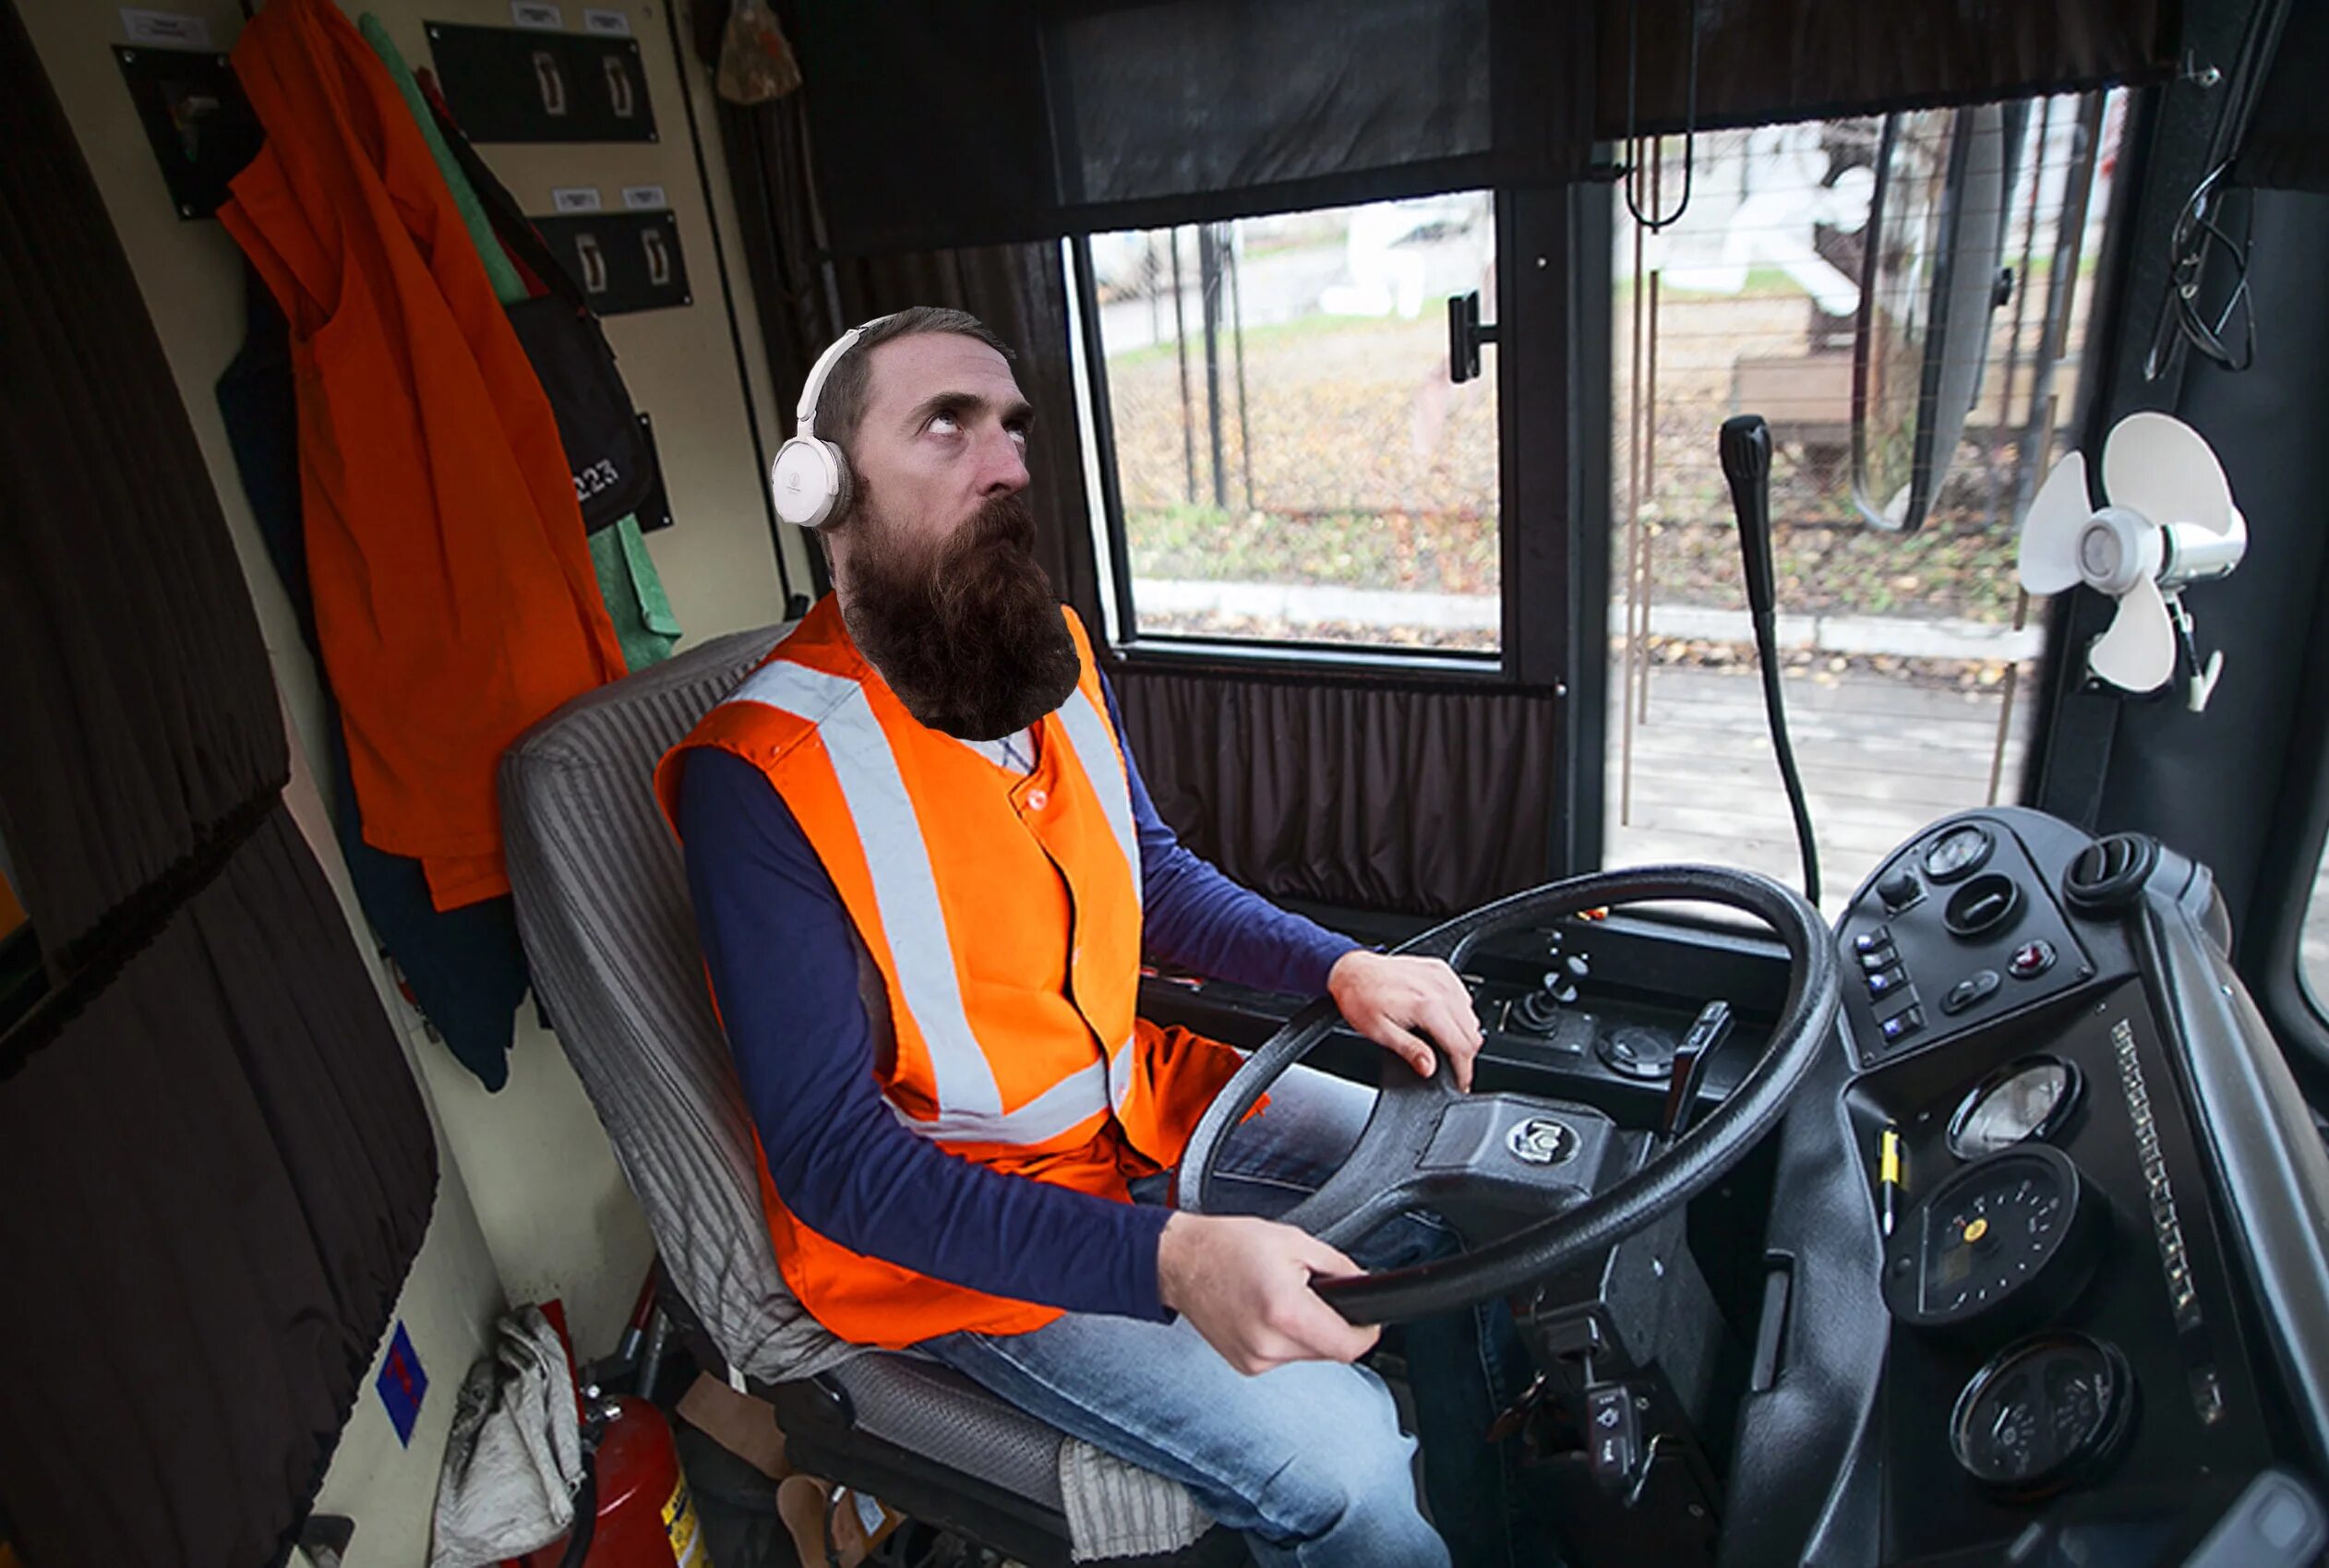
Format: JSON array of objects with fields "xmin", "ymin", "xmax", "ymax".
[{"xmin": 427, "ymin": 91, "xmax": 658, "ymax": 533}]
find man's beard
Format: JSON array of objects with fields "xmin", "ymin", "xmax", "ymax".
[{"xmin": 838, "ymin": 486, "xmax": 1083, "ymax": 741}]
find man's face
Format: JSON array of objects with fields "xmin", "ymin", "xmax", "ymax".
[
  {"xmin": 828, "ymin": 332, "xmax": 1081, "ymax": 740},
  {"xmin": 844, "ymin": 331, "xmax": 1034, "ymax": 554}
]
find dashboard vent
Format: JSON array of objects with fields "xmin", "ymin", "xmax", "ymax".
[{"xmin": 2063, "ymin": 832, "xmax": 2158, "ymax": 916}]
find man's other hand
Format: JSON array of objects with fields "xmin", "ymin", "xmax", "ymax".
[
  {"xmin": 1327, "ymin": 950, "xmax": 1484, "ymax": 1091},
  {"xmin": 1157, "ymin": 1212, "xmax": 1380, "ymax": 1373}
]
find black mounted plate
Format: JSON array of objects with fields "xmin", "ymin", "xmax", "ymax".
[
  {"xmin": 426, "ymin": 22, "xmax": 657, "ymax": 144},
  {"xmin": 528, "ymin": 209, "xmax": 690, "ymax": 316},
  {"xmin": 113, "ymin": 46, "xmax": 262, "ymax": 220}
]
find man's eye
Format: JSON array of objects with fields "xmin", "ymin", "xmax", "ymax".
[
  {"xmin": 1007, "ymin": 425, "xmax": 1029, "ymax": 448},
  {"xmin": 929, "ymin": 412, "xmax": 961, "ymax": 435}
]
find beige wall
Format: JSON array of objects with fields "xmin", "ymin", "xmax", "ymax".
[{"xmin": 17, "ymin": 2, "xmax": 810, "ymax": 1560}]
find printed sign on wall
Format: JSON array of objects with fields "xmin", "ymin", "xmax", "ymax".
[{"xmin": 374, "ymin": 1321, "xmax": 427, "ymax": 1447}]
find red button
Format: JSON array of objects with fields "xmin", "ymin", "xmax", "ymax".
[{"xmin": 2010, "ymin": 940, "xmax": 2056, "ymax": 978}]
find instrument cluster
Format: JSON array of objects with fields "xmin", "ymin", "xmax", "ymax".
[{"xmin": 1838, "ymin": 809, "xmax": 2287, "ymax": 1565}]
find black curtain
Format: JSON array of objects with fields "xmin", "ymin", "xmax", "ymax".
[
  {"xmin": 1595, "ymin": 0, "xmax": 2174, "ymax": 139},
  {"xmin": 779, "ymin": 0, "xmax": 2169, "ymax": 257},
  {"xmin": 1116, "ymin": 669, "xmax": 1565, "ymax": 915},
  {"xmin": 0, "ymin": 4, "xmax": 437, "ymax": 1562}
]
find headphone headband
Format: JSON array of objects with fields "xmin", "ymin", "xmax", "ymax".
[{"xmin": 795, "ymin": 314, "xmax": 895, "ymax": 439}]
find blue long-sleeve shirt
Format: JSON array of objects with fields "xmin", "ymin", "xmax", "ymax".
[{"xmin": 678, "ymin": 679, "xmax": 1358, "ymax": 1328}]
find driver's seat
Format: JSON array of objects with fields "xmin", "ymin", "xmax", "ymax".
[{"xmin": 498, "ymin": 625, "xmax": 1248, "ymax": 1566}]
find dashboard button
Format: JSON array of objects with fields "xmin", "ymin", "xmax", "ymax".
[
  {"xmin": 1854, "ymin": 926, "xmax": 1891, "ymax": 955},
  {"xmin": 1941, "ymin": 969, "xmax": 2002, "ymax": 1015},
  {"xmin": 1879, "ymin": 1006, "xmax": 1926, "ymax": 1044},
  {"xmin": 1867, "ymin": 967, "xmax": 1909, "ymax": 999},
  {"xmin": 1879, "ymin": 870, "xmax": 1924, "ymax": 912},
  {"xmin": 2010, "ymin": 940, "xmax": 2057, "ymax": 979},
  {"xmin": 1859, "ymin": 945, "xmax": 1897, "ymax": 972}
]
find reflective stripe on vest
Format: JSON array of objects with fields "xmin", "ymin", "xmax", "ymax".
[{"xmin": 725, "ymin": 660, "xmax": 1138, "ymax": 1148}]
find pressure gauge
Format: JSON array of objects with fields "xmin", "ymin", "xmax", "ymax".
[
  {"xmin": 1882, "ymin": 1144, "xmax": 2103, "ymax": 1333},
  {"xmin": 1924, "ymin": 823, "xmax": 1996, "ymax": 883},
  {"xmin": 1950, "ymin": 1332, "xmax": 2136, "ymax": 1498},
  {"xmin": 1948, "ymin": 1056, "xmax": 2084, "ymax": 1160}
]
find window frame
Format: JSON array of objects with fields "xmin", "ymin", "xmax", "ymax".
[{"xmin": 1062, "ymin": 188, "xmax": 1590, "ymax": 700}]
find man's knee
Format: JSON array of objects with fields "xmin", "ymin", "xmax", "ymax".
[{"xmin": 1243, "ymin": 1370, "xmax": 1422, "ymax": 1540}]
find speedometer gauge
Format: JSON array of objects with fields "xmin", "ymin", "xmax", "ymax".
[
  {"xmin": 1948, "ymin": 1055, "xmax": 2084, "ymax": 1159},
  {"xmin": 1882, "ymin": 1144, "xmax": 2103, "ymax": 1333}
]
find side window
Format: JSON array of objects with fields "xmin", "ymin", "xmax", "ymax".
[
  {"xmin": 1600, "ymin": 95, "xmax": 2130, "ymax": 910},
  {"xmin": 1073, "ymin": 196, "xmax": 1501, "ymax": 653},
  {"xmin": 2302, "ymin": 850, "xmax": 2329, "ymax": 1018}
]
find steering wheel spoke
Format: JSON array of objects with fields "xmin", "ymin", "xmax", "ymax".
[{"xmin": 1175, "ymin": 866, "xmax": 1842, "ymax": 1324}]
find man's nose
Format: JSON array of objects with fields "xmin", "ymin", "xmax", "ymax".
[{"xmin": 976, "ymin": 425, "xmax": 1030, "ymax": 497}]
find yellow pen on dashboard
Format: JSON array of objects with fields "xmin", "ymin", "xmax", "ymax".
[{"xmin": 1879, "ymin": 1127, "xmax": 1904, "ymax": 1238}]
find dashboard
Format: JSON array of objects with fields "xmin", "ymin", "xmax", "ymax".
[
  {"xmin": 1817, "ymin": 808, "xmax": 2329, "ymax": 1567},
  {"xmin": 1136, "ymin": 806, "xmax": 2329, "ymax": 1567}
]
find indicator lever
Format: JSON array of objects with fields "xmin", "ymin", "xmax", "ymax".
[{"xmin": 1662, "ymin": 1000, "xmax": 1733, "ymax": 1139}]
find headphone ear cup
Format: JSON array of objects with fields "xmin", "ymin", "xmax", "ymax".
[
  {"xmin": 770, "ymin": 437, "xmax": 844, "ymax": 528},
  {"xmin": 823, "ymin": 441, "xmax": 855, "ymax": 523}
]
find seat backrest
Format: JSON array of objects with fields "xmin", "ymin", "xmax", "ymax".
[{"xmin": 499, "ymin": 624, "xmax": 858, "ymax": 1384}]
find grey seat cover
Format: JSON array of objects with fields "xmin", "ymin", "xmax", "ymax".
[{"xmin": 497, "ymin": 627, "xmax": 1203, "ymax": 1541}]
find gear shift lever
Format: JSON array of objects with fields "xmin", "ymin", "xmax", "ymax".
[{"xmin": 1721, "ymin": 414, "xmax": 1820, "ymax": 906}]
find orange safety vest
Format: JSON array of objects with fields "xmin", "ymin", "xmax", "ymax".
[
  {"xmin": 656, "ymin": 599, "xmax": 1243, "ymax": 1346},
  {"xmin": 220, "ymin": 0, "xmax": 628, "ymax": 912}
]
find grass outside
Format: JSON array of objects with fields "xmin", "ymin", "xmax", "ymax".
[{"xmin": 1104, "ymin": 257, "xmax": 2083, "ymax": 628}]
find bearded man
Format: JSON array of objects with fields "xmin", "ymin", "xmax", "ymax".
[{"xmin": 659, "ymin": 308, "xmax": 1553, "ymax": 1567}]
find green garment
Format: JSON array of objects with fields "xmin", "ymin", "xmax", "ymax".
[
  {"xmin": 358, "ymin": 16, "xmax": 528, "ymax": 305},
  {"xmin": 591, "ymin": 518, "xmax": 683, "ymax": 674},
  {"xmin": 361, "ymin": 14, "xmax": 681, "ymax": 672}
]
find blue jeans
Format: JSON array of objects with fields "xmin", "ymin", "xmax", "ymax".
[{"xmin": 925, "ymin": 1067, "xmax": 1555, "ymax": 1567}]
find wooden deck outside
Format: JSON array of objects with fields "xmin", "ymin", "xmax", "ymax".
[{"xmin": 1602, "ymin": 658, "xmax": 2036, "ymax": 919}]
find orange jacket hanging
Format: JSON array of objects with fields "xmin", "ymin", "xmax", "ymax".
[
  {"xmin": 656, "ymin": 601, "xmax": 1245, "ymax": 1346},
  {"xmin": 220, "ymin": 0, "xmax": 626, "ymax": 910}
]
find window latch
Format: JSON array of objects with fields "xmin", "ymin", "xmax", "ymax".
[{"xmin": 1447, "ymin": 291, "xmax": 1498, "ymax": 385}]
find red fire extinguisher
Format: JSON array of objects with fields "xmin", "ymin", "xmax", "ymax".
[{"xmin": 508, "ymin": 1395, "xmax": 703, "ymax": 1568}]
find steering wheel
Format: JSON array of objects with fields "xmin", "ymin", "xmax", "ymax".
[{"xmin": 1174, "ymin": 866, "xmax": 1841, "ymax": 1323}]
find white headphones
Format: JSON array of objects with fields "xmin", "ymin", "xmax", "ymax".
[{"xmin": 771, "ymin": 315, "xmax": 894, "ymax": 529}]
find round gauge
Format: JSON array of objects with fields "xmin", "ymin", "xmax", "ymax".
[
  {"xmin": 1924, "ymin": 822, "xmax": 1996, "ymax": 883},
  {"xmin": 1881, "ymin": 1144, "xmax": 2103, "ymax": 1333},
  {"xmin": 1949, "ymin": 1332, "xmax": 2136, "ymax": 1497},
  {"xmin": 1948, "ymin": 1056, "xmax": 2085, "ymax": 1160}
]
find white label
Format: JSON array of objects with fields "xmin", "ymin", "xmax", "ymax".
[
  {"xmin": 510, "ymin": 2, "xmax": 565, "ymax": 30},
  {"xmin": 621, "ymin": 185, "xmax": 669, "ymax": 211},
  {"xmin": 551, "ymin": 186, "xmax": 604, "ymax": 213},
  {"xmin": 582, "ymin": 9, "xmax": 632, "ymax": 36},
  {"xmin": 119, "ymin": 8, "xmax": 213, "ymax": 49},
  {"xmin": 853, "ymin": 1490, "xmax": 885, "ymax": 1538}
]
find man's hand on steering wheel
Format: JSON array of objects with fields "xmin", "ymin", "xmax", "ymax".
[{"xmin": 1327, "ymin": 950, "xmax": 1484, "ymax": 1092}]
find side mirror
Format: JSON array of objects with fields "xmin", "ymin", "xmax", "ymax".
[{"xmin": 1852, "ymin": 104, "xmax": 2019, "ymax": 533}]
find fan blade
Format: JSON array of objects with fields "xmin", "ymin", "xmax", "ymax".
[
  {"xmin": 2103, "ymin": 412, "xmax": 2235, "ymax": 535},
  {"xmin": 2088, "ymin": 574, "xmax": 2178, "ymax": 693},
  {"xmin": 2017, "ymin": 451, "xmax": 2092, "ymax": 593}
]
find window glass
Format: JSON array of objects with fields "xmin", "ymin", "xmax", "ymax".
[
  {"xmin": 1083, "ymin": 196, "xmax": 1500, "ymax": 650},
  {"xmin": 2301, "ymin": 850, "xmax": 2329, "ymax": 1015},
  {"xmin": 1601, "ymin": 96, "xmax": 2129, "ymax": 915}
]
